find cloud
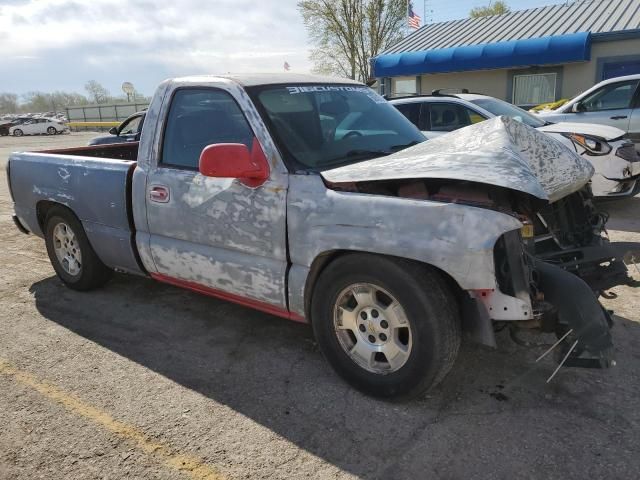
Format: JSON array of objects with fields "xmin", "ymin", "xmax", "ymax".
[{"xmin": 0, "ymin": 0, "xmax": 314, "ymax": 95}]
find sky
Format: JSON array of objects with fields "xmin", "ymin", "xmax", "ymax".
[{"xmin": 0, "ymin": 0, "xmax": 563, "ymax": 98}]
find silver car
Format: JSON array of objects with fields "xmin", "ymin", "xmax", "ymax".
[{"xmin": 537, "ymin": 74, "xmax": 640, "ymax": 147}]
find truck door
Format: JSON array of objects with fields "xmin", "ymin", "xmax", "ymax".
[
  {"xmin": 572, "ymin": 78, "xmax": 639, "ymax": 132},
  {"xmin": 144, "ymin": 87, "xmax": 289, "ymax": 311}
]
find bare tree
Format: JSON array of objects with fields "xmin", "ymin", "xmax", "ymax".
[
  {"xmin": 0, "ymin": 93, "xmax": 19, "ymax": 114},
  {"xmin": 298, "ymin": 0, "xmax": 406, "ymax": 82},
  {"xmin": 84, "ymin": 80, "xmax": 111, "ymax": 104},
  {"xmin": 19, "ymin": 91, "xmax": 89, "ymax": 113},
  {"xmin": 469, "ymin": 1, "xmax": 510, "ymax": 18}
]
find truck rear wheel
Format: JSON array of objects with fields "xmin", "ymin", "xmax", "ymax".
[
  {"xmin": 311, "ymin": 254, "xmax": 461, "ymax": 400},
  {"xmin": 44, "ymin": 207, "xmax": 112, "ymax": 291}
]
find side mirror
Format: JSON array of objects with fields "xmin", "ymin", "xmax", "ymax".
[
  {"xmin": 571, "ymin": 102, "xmax": 585, "ymax": 113},
  {"xmin": 109, "ymin": 126, "xmax": 118, "ymax": 135},
  {"xmin": 199, "ymin": 137, "xmax": 270, "ymax": 187}
]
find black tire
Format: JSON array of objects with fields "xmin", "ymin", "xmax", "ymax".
[
  {"xmin": 44, "ymin": 206, "xmax": 113, "ymax": 291},
  {"xmin": 47, "ymin": 126, "xmax": 57, "ymax": 135},
  {"xmin": 13, "ymin": 128, "xmax": 23, "ymax": 137},
  {"xmin": 311, "ymin": 253, "xmax": 461, "ymax": 400}
]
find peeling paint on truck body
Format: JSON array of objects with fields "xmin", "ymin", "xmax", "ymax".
[
  {"xmin": 6, "ymin": 74, "xmax": 618, "ymax": 370},
  {"xmin": 8, "ymin": 152, "xmax": 141, "ymax": 274}
]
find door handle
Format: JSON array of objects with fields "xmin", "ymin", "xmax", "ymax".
[
  {"xmin": 610, "ymin": 115, "xmax": 628, "ymax": 120},
  {"xmin": 149, "ymin": 185, "xmax": 170, "ymax": 203}
]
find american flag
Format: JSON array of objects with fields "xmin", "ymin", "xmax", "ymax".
[{"xmin": 408, "ymin": 2, "xmax": 421, "ymax": 29}]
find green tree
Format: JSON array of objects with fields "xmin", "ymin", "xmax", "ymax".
[
  {"xmin": 470, "ymin": 1, "xmax": 510, "ymax": 18},
  {"xmin": 298, "ymin": 0, "xmax": 406, "ymax": 82}
]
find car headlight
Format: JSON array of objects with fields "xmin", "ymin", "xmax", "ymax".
[{"xmin": 563, "ymin": 133, "xmax": 612, "ymax": 156}]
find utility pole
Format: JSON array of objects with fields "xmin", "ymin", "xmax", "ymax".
[{"xmin": 423, "ymin": 0, "xmax": 433, "ymax": 24}]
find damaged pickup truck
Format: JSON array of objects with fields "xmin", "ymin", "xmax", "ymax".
[{"xmin": 7, "ymin": 74, "xmax": 636, "ymax": 399}]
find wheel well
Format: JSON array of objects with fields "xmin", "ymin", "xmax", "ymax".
[
  {"xmin": 303, "ymin": 250, "xmax": 464, "ymax": 323},
  {"xmin": 36, "ymin": 201, "xmax": 75, "ymax": 234}
]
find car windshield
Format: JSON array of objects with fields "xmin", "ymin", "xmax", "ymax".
[
  {"xmin": 249, "ymin": 84, "xmax": 425, "ymax": 170},
  {"xmin": 470, "ymin": 98, "xmax": 546, "ymax": 128}
]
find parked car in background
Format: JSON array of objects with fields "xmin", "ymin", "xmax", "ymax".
[
  {"xmin": 537, "ymin": 74, "xmax": 640, "ymax": 147},
  {"xmin": 7, "ymin": 74, "xmax": 632, "ymax": 399},
  {"xmin": 391, "ymin": 92, "xmax": 640, "ymax": 198},
  {"xmin": 9, "ymin": 117, "xmax": 69, "ymax": 136},
  {"xmin": 88, "ymin": 111, "xmax": 146, "ymax": 146},
  {"xmin": 1, "ymin": 117, "xmax": 31, "ymax": 136}
]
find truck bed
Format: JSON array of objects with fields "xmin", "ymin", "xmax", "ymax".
[
  {"xmin": 8, "ymin": 144, "xmax": 143, "ymax": 275},
  {"xmin": 39, "ymin": 141, "xmax": 139, "ymax": 161}
]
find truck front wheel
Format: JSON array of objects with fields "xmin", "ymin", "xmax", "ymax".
[
  {"xmin": 311, "ymin": 254, "xmax": 461, "ymax": 400},
  {"xmin": 44, "ymin": 207, "xmax": 113, "ymax": 291}
]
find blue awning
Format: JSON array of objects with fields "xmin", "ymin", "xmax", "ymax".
[{"xmin": 373, "ymin": 32, "xmax": 591, "ymax": 77}]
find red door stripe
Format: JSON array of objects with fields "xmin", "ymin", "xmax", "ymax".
[{"xmin": 150, "ymin": 273, "xmax": 307, "ymax": 323}]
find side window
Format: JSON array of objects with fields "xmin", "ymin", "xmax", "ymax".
[
  {"xmin": 161, "ymin": 89, "xmax": 254, "ymax": 169},
  {"xmin": 428, "ymin": 103, "xmax": 476, "ymax": 132},
  {"xmin": 581, "ymin": 80, "xmax": 640, "ymax": 112},
  {"xmin": 394, "ymin": 103, "xmax": 421, "ymax": 130},
  {"xmin": 120, "ymin": 116, "xmax": 141, "ymax": 135}
]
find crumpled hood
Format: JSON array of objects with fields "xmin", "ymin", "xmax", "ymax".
[
  {"xmin": 322, "ymin": 116, "xmax": 595, "ymax": 203},
  {"xmin": 538, "ymin": 121, "xmax": 625, "ymax": 141}
]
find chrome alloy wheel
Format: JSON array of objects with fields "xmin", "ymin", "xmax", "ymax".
[
  {"xmin": 333, "ymin": 283, "xmax": 413, "ymax": 374},
  {"xmin": 52, "ymin": 222, "xmax": 82, "ymax": 276}
]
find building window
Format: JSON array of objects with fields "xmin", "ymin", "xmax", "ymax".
[
  {"xmin": 512, "ymin": 73, "xmax": 556, "ymax": 107},
  {"xmin": 392, "ymin": 77, "xmax": 418, "ymax": 97}
]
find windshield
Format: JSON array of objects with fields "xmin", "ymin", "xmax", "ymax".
[
  {"xmin": 249, "ymin": 84, "xmax": 425, "ymax": 170},
  {"xmin": 470, "ymin": 98, "xmax": 546, "ymax": 128}
]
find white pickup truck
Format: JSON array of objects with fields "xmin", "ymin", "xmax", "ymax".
[{"xmin": 7, "ymin": 74, "xmax": 630, "ymax": 399}]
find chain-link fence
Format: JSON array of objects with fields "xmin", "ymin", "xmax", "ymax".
[{"xmin": 65, "ymin": 102, "xmax": 149, "ymax": 131}]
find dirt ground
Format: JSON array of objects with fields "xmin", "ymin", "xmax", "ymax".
[{"xmin": 1, "ymin": 133, "xmax": 639, "ymax": 480}]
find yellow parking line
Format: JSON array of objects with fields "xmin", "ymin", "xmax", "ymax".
[{"xmin": 0, "ymin": 358, "xmax": 226, "ymax": 480}]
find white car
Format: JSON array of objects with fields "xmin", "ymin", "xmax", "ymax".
[
  {"xmin": 9, "ymin": 118, "xmax": 70, "ymax": 137},
  {"xmin": 536, "ymin": 74, "xmax": 640, "ymax": 148},
  {"xmin": 391, "ymin": 92, "xmax": 640, "ymax": 198}
]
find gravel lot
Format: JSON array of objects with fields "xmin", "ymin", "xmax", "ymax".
[{"xmin": 1, "ymin": 133, "xmax": 639, "ymax": 480}]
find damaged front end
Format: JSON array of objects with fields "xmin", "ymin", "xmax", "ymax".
[
  {"xmin": 493, "ymin": 230, "xmax": 614, "ymax": 369},
  {"xmin": 533, "ymin": 186, "xmax": 638, "ymax": 293},
  {"xmin": 322, "ymin": 116, "xmax": 635, "ymax": 371}
]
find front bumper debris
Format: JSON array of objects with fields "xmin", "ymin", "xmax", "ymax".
[{"xmin": 534, "ymin": 261, "xmax": 614, "ymax": 369}]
